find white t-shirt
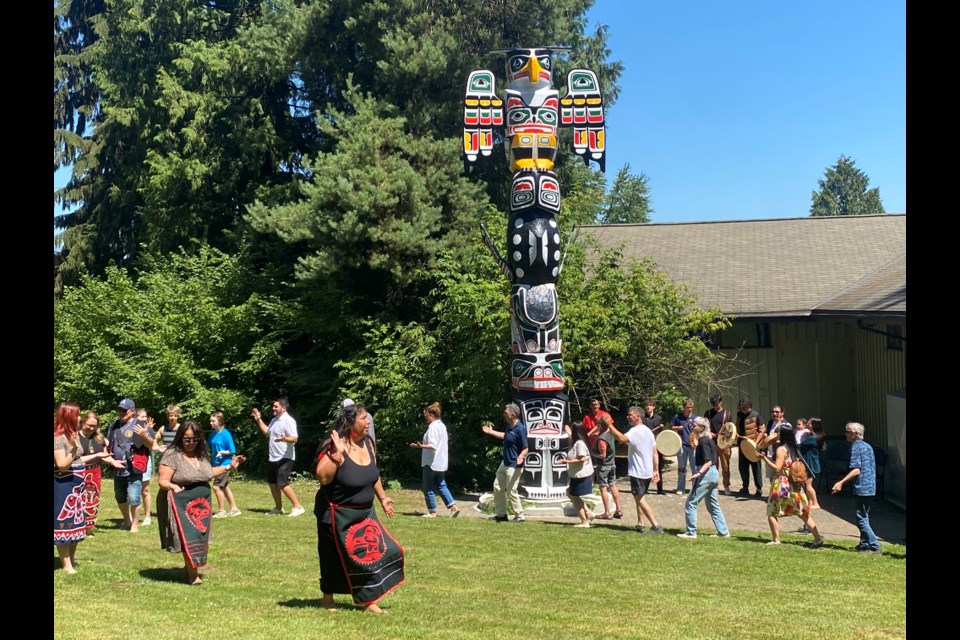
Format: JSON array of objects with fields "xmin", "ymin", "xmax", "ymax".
[
  {"xmin": 626, "ymin": 424, "xmax": 656, "ymax": 479},
  {"xmin": 267, "ymin": 412, "xmax": 298, "ymax": 462},
  {"xmin": 421, "ymin": 419, "xmax": 449, "ymax": 471},
  {"xmin": 566, "ymin": 439, "xmax": 594, "ymax": 479}
]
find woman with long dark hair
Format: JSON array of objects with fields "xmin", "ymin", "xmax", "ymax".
[
  {"xmin": 156, "ymin": 420, "xmax": 245, "ymax": 584},
  {"xmin": 758, "ymin": 424, "xmax": 824, "ymax": 546},
  {"xmin": 315, "ymin": 403, "xmax": 403, "ymax": 612},
  {"xmin": 558, "ymin": 421, "xmax": 596, "ymax": 527}
]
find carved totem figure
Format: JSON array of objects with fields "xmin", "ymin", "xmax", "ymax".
[{"xmin": 464, "ymin": 47, "xmax": 605, "ymax": 499}]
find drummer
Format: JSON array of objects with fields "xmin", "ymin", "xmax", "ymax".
[
  {"xmin": 640, "ymin": 399, "xmax": 667, "ymax": 495},
  {"xmin": 607, "ymin": 407, "xmax": 665, "ymax": 535},
  {"xmin": 670, "ymin": 399, "xmax": 698, "ymax": 496},
  {"xmin": 704, "ymin": 395, "xmax": 733, "ymax": 496},
  {"xmin": 736, "ymin": 400, "xmax": 765, "ymax": 498}
]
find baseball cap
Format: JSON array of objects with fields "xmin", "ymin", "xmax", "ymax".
[
  {"xmin": 118, "ymin": 398, "xmax": 136, "ymax": 411},
  {"xmin": 342, "ymin": 398, "xmax": 356, "ymax": 408}
]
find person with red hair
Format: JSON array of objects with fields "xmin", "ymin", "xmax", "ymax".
[{"xmin": 54, "ymin": 402, "xmax": 105, "ymax": 572}]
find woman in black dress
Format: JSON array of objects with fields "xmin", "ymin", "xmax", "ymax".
[{"xmin": 315, "ymin": 403, "xmax": 403, "ymax": 613}]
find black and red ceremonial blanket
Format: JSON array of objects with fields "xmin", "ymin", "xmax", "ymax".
[
  {"xmin": 330, "ymin": 503, "xmax": 405, "ymax": 605},
  {"xmin": 170, "ymin": 483, "xmax": 212, "ymax": 568},
  {"xmin": 82, "ymin": 465, "xmax": 101, "ymax": 532},
  {"xmin": 54, "ymin": 467, "xmax": 87, "ymax": 544}
]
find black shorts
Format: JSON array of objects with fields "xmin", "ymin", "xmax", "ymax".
[
  {"xmin": 630, "ymin": 476, "xmax": 651, "ymax": 497},
  {"xmin": 268, "ymin": 458, "xmax": 294, "ymax": 487}
]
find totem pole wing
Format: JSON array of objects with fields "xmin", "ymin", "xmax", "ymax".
[
  {"xmin": 560, "ymin": 69, "xmax": 606, "ymax": 172},
  {"xmin": 463, "ymin": 70, "xmax": 504, "ymax": 164}
]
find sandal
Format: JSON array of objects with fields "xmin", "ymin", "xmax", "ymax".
[
  {"xmin": 596, "ymin": 514, "xmax": 613, "ymax": 520},
  {"xmin": 613, "ymin": 511, "xmax": 624, "ymax": 519}
]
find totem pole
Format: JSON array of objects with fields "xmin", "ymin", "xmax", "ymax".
[{"xmin": 463, "ymin": 48, "xmax": 605, "ymax": 499}]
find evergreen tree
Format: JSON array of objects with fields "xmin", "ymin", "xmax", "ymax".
[
  {"xmin": 810, "ymin": 154, "xmax": 884, "ymax": 216},
  {"xmin": 598, "ymin": 163, "xmax": 653, "ymax": 224}
]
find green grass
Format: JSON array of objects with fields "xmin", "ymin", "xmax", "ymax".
[{"xmin": 54, "ymin": 479, "xmax": 905, "ymax": 640}]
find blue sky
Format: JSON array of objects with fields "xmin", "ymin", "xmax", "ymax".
[
  {"xmin": 585, "ymin": 0, "xmax": 906, "ymax": 222},
  {"xmin": 55, "ymin": 0, "xmax": 906, "ymax": 232}
]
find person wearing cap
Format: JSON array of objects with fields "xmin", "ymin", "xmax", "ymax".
[
  {"xmin": 704, "ymin": 394, "xmax": 733, "ymax": 496},
  {"xmin": 343, "ymin": 398, "xmax": 375, "ymax": 442},
  {"xmin": 676, "ymin": 418, "xmax": 730, "ymax": 539},
  {"xmin": 606, "ymin": 407, "xmax": 665, "ymax": 534},
  {"xmin": 252, "ymin": 398, "xmax": 305, "ymax": 517},
  {"xmin": 105, "ymin": 398, "xmax": 156, "ymax": 532}
]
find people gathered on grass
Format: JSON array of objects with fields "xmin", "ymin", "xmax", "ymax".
[{"xmin": 54, "ymin": 394, "xmax": 888, "ymax": 604}]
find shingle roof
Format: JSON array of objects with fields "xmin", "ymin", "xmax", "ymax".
[
  {"xmin": 813, "ymin": 253, "xmax": 906, "ymax": 316},
  {"xmin": 578, "ymin": 214, "xmax": 906, "ymax": 317}
]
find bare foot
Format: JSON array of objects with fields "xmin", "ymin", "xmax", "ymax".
[
  {"xmin": 62, "ymin": 562, "xmax": 77, "ymax": 574},
  {"xmin": 129, "ymin": 525, "xmax": 139, "ymax": 533},
  {"xmin": 321, "ymin": 594, "xmax": 337, "ymax": 611},
  {"xmin": 364, "ymin": 603, "xmax": 384, "ymax": 614}
]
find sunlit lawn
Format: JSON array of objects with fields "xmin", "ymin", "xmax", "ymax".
[{"xmin": 53, "ymin": 478, "xmax": 906, "ymax": 640}]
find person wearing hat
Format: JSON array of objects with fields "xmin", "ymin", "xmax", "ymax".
[
  {"xmin": 105, "ymin": 398, "xmax": 156, "ymax": 532},
  {"xmin": 704, "ymin": 394, "xmax": 733, "ymax": 496},
  {"xmin": 343, "ymin": 398, "xmax": 375, "ymax": 442},
  {"xmin": 676, "ymin": 418, "xmax": 730, "ymax": 539}
]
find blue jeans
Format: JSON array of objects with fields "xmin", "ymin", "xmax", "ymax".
[
  {"xmin": 676, "ymin": 446, "xmax": 697, "ymax": 492},
  {"xmin": 684, "ymin": 467, "xmax": 729, "ymax": 536},
  {"xmin": 422, "ymin": 466, "xmax": 456, "ymax": 512},
  {"xmin": 854, "ymin": 495, "xmax": 880, "ymax": 550},
  {"xmin": 114, "ymin": 474, "xmax": 143, "ymax": 506}
]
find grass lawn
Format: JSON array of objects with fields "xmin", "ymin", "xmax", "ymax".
[{"xmin": 54, "ymin": 478, "xmax": 905, "ymax": 640}]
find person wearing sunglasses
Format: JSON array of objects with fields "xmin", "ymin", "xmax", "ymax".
[{"xmin": 156, "ymin": 420, "xmax": 246, "ymax": 584}]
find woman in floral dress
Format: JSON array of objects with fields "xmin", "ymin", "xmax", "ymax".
[{"xmin": 758, "ymin": 423, "xmax": 825, "ymax": 547}]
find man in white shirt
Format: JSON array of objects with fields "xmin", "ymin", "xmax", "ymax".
[
  {"xmin": 607, "ymin": 406, "xmax": 665, "ymax": 534},
  {"xmin": 252, "ymin": 398, "xmax": 305, "ymax": 517}
]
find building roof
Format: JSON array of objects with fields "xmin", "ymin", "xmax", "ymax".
[
  {"xmin": 579, "ymin": 214, "xmax": 906, "ymax": 318},
  {"xmin": 813, "ymin": 253, "xmax": 906, "ymax": 317}
]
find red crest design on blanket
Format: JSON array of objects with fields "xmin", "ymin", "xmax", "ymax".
[
  {"xmin": 345, "ymin": 519, "xmax": 386, "ymax": 564},
  {"xmin": 57, "ymin": 484, "xmax": 87, "ymax": 525},
  {"xmin": 184, "ymin": 497, "xmax": 211, "ymax": 533}
]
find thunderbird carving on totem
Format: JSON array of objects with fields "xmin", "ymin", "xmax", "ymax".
[{"xmin": 463, "ymin": 47, "xmax": 605, "ymax": 499}]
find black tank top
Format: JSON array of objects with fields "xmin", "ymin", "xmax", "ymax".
[{"xmin": 316, "ymin": 439, "xmax": 380, "ymax": 521}]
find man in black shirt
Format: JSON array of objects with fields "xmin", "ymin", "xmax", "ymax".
[
  {"xmin": 735, "ymin": 399, "xmax": 765, "ymax": 498},
  {"xmin": 704, "ymin": 394, "xmax": 733, "ymax": 496},
  {"xmin": 640, "ymin": 399, "xmax": 667, "ymax": 495}
]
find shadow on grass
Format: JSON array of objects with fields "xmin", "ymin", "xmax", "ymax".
[
  {"xmin": 278, "ymin": 598, "xmax": 327, "ymax": 609},
  {"xmin": 139, "ymin": 567, "xmax": 190, "ymax": 583}
]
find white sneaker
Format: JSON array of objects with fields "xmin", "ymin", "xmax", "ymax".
[
  {"xmin": 212, "ymin": 511, "xmax": 228, "ymax": 519},
  {"xmin": 229, "ymin": 508, "xmax": 242, "ymax": 517},
  {"xmin": 421, "ymin": 513, "xmax": 437, "ymax": 518},
  {"xmin": 142, "ymin": 517, "xmax": 152, "ymax": 526},
  {"xmin": 288, "ymin": 506, "xmax": 306, "ymax": 517},
  {"xmin": 266, "ymin": 508, "xmax": 285, "ymax": 515},
  {"xmin": 676, "ymin": 532, "xmax": 697, "ymax": 539}
]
